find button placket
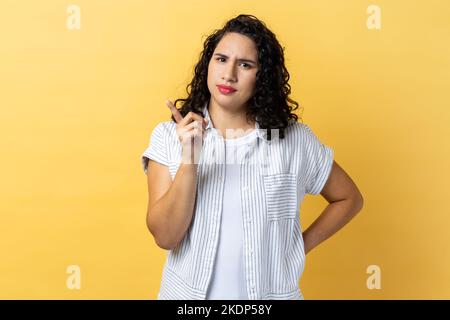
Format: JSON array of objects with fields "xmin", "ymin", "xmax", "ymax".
[{"xmin": 240, "ymin": 161, "xmax": 258, "ymax": 299}]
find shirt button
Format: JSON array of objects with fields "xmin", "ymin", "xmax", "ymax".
[
  {"xmin": 246, "ymin": 218, "xmax": 253, "ymax": 223},
  {"xmin": 242, "ymin": 186, "xmax": 249, "ymax": 191}
]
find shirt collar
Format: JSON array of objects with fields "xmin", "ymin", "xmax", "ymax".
[{"xmin": 202, "ymin": 102, "xmax": 270, "ymax": 143}]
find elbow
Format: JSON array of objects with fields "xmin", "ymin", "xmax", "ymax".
[
  {"xmin": 153, "ymin": 230, "xmax": 179, "ymax": 250},
  {"xmin": 148, "ymin": 225, "xmax": 177, "ymax": 250},
  {"xmin": 146, "ymin": 213, "xmax": 179, "ymax": 250},
  {"xmin": 352, "ymin": 192, "xmax": 364, "ymax": 213},
  {"xmin": 152, "ymin": 225, "xmax": 178, "ymax": 250},
  {"xmin": 155, "ymin": 238, "xmax": 178, "ymax": 251}
]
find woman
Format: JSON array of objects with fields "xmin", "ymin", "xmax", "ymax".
[{"xmin": 142, "ymin": 14, "xmax": 364, "ymax": 300}]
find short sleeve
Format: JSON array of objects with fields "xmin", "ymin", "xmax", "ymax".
[
  {"xmin": 141, "ymin": 122, "xmax": 169, "ymax": 175},
  {"xmin": 302, "ymin": 124, "xmax": 334, "ymax": 195}
]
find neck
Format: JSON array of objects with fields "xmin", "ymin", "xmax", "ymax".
[{"xmin": 208, "ymin": 98, "xmax": 256, "ymax": 139}]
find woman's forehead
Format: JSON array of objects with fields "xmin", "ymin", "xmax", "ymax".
[{"xmin": 215, "ymin": 32, "xmax": 258, "ymax": 59}]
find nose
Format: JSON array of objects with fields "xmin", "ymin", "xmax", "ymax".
[{"xmin": 222, "ymin": 61, "xmax": 237, "ymax": 83}]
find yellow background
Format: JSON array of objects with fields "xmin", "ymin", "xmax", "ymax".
[{"xmin": 1, "ymin": 0, "xmax": 449, "ymax": 299}]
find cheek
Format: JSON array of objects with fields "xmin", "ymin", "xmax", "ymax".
[
  {"xmin": 208, "ymin": 62, "xmax": 219, "ymax": 77},
  {"xmin": 207, "ymin": 64, "xmax": 215, "ymax": 87},
  {"xmin": 207, "ymin": 63, "xmax": 212, "ymax": 80},
  {"xmin": 243, "ymin": 74, "xmax": 257, "ymax": 90}
]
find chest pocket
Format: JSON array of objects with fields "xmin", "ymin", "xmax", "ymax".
[{"xmin": 263, "ymin": 173, "xmax": 299, "ymax": 221}]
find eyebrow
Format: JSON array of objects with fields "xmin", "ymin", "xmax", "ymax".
[{"xmin": 214, "ymin": 53, "xmax": 257, "ymax": 65}]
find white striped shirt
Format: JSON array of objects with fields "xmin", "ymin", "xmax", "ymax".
[
  {"xmin": 141, "ymin": 103, "xmax": 334, "ymax": 300},
  {"xmin": 206, "ymin": 130, "xmax": 258, "ymax": 300}
]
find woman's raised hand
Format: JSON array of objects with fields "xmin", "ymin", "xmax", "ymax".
[{"xmin": 166, "ymin": 100, "xmax": 209, "ymax": 164}]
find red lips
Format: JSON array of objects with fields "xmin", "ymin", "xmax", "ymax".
[{"xmin": 217, "ymin": 85, "xmax": 237, "ymax": 94}]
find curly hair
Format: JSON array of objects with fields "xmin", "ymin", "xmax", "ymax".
[{"xmin": 170, "ymin": 14, "xmax": 303, "ymax": 140}]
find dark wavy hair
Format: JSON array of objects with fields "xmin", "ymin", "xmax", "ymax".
[{"xmin": 170, "ymin": 14, "xmax": 303, "ymax": 140}]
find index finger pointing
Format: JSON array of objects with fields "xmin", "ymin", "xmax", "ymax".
[{"xmin": 166, "ymin": 100, "xmax": 183, "ymax": 123}]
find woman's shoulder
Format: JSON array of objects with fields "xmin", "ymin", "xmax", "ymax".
[
  {"xmin": 148, "ymin": 120, "xmax": 178, "ymax": 146},
  {"xmin": 284, "ymin": 120, "xmax": 314, "ymax": 139},
  {"xmin": 284, "ymin": 120, "xmax": 331, "ymax": 152},
  {"xmin": 153, "ymin": 120, "xmax": 177, "ymax": 135}
]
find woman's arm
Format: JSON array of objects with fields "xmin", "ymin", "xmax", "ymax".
[
  {"xmin": 146, "ymin": 161, "xmax": 198, "ymax": 250},
  {"xmin": 303, "ymin": 160, "xmax": 364, "ymax": 255},
  {"xmin": 146, "ymin": 102, "xmax": 208, "ymax": 250}
]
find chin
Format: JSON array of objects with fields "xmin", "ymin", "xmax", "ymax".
[{"xmin": 214, "ymin": 95, "xmax": 239, "ymax": 109}]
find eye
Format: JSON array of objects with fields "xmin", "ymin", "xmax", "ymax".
[{"xmin": 216, "ymin": 57, "xmax": 252, "ymax": 69}]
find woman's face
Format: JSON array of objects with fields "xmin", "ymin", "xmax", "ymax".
[{"xmin": 207, "ymin": 32, "xmax": 259, "ymax": 112}]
